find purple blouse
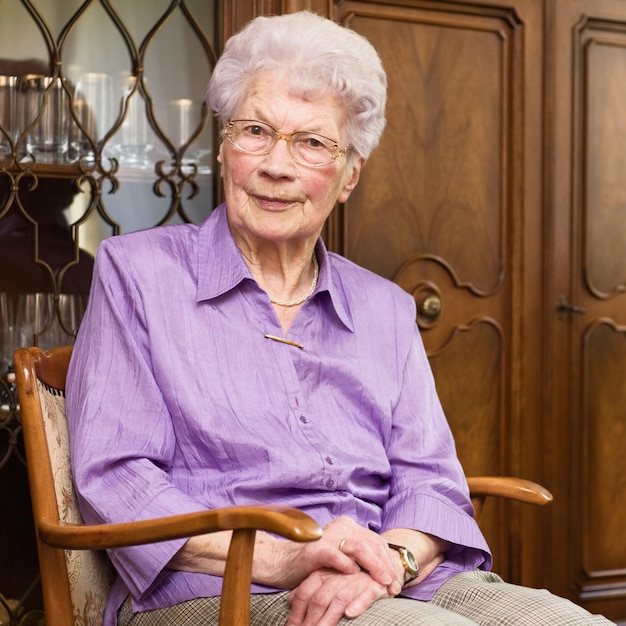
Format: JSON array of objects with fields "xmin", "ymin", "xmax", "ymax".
[{"xmin": 66, "ymin": 204, "xmax": 491, "ymax": 624}]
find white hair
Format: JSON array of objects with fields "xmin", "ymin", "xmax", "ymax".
[{"xmin": 206, "ymin": 11, "xmax": 387, "ymax": 160}]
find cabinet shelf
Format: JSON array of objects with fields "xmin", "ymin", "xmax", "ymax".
[{"xmin": 1, "ymin": 159, "xmax": 212, "ymax": 182}]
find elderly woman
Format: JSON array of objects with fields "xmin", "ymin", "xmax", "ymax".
[{"xmin": 66, "ymin": 11, "xmax": 613, "ymax": 626}]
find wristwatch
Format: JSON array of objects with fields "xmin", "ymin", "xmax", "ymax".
[{"xmin": 387, "ymin": 542, "xmax": 419, "ymax": 586}]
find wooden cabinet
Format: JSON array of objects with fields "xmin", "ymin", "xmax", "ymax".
[
  {"xmin": 331, "ymin": 0, "xmax": 546, "ymax": 590},
  {"xmin": 2, "ymin": 0, "xmax": 625, "ymax": 621},
  {"xmin": 325, "ymin": 0, "xmax": 626, "ymax": 621},
  {"xmin": 546, "ymin": 0, "xmax": 626, "ymax": 619}
]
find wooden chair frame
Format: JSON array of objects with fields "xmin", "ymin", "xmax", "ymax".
[
  {"xmin": 14, "ymin": 346, "xmax": 552, "ymax": 626},
  {"xmin": 14, "ymin": 346, "xmax": 321, "ymax": 626}
]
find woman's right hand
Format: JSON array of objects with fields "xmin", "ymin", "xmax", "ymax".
[
  {"xmin": 262, "ymin": 515, "xmax": 401, "ymax": 596},
  {"xmin": 169, "ymin": 514, "xmax": 402, "ymax": 597}
]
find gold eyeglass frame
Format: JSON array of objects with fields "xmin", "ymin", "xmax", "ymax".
[{"xmin": 225, "ymin": 119, "xmax": 348, "ymax": 167}]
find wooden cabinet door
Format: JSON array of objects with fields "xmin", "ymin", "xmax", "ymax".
[
  {"xmin": 332, "ymin": 0, "xmax": 545, "ymax": 587},
  {"xmin": 547, "ymin": 1, "xmax": 626, "ymax": 620},
  {"xmin": 224, "ymin": 2, "xmax": 626, "ymax": 619}
]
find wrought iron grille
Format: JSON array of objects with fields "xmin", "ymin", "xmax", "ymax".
[
  {"xmin": 0, "ymin": 4, "xmax": 218, "ymax": 619},
  {"xmin": 0, "ymin": 0, "xmax": 218, "ymax": 353}
]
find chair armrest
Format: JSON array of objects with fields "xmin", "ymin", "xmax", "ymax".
[
  {"xmin": 37, "ymin": 505, "xmax": 320, "ymax": 626},
  {"xmin": 37, "ymin": 504, "xmax": 321, "ymax": 550},
  {"xmin": 467, "ymin": 476, "xmax": 553, "ymax": 506}
]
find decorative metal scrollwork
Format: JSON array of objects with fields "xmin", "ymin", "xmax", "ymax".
[
  {"xmin": 0, "ymin": 0, "xmax": 218, "ymax": 351},
  {"xmin": 0, "ymin": 367, "xmax": 22, "ymax": 470},
  {"xmin": 0, "ymin": 2, "xmax": 218, "ymax": 616}
]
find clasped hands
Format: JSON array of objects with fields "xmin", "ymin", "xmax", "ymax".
[
  {"xmin": 171, "ymin": 513, "xmax": 446, "ymax": 626},
  {"xmin": 279, "ymin": 515, "xmax": 444, "ymax": 626}
]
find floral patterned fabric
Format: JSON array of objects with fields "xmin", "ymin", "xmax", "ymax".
[{"xmin": 38, "ymin": 379, "xmax": 115, "ymax": 626}]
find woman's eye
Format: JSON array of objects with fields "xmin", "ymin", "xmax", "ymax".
[
  {"xmin": 247, "ymin": 125, "xmax": 265, "ymax": 136},
  {"xmin": 298, "ymin": 136, "xmax": 326, "ymax": 150}
]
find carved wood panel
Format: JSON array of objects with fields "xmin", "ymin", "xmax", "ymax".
[
  {"xmin": 583, "ymin": 322, "xmax": 626, "ymax": 577},
  {"xmin": 573, "ymin": 7, "xmax": 626, "ymax": 615},
  {"xmin": 332, "ymin": 0, "xmax": 544, "ymax": 583},
  {"xmin": 549, "ymin": 1, "xmax": 626, "ymax": 620}
]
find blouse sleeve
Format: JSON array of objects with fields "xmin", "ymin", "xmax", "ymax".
[
  {"xmin": 380, "ymin": 323, "xmax": 492, "ymax": 598},
  {"xmin": 66, "ymin": 238, "xmax": 205, "ymax": 600}
]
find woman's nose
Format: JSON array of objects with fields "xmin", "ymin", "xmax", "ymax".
[{"xmin": 260, "ymin": 135, "xmax": 296, "ymax": 175}]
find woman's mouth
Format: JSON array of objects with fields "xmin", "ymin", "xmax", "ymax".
[{"xmin": 253, "ymin": 195, "xmax": 299, "ymax": 210}]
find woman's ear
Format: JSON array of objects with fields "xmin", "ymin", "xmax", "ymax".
[
  {"xmin": 337, "ymin": 157, "xmax": 365, "ymax": 204},
  {"xmin": 217, "ymin": 143, "xmax": 224, "ymax": 177}
]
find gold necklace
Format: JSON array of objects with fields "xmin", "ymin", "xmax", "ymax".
[{"xmin": 268, "ymin": 255, "xmax": 319, "ymax": 307}]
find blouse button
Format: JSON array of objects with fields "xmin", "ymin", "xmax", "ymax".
[
  {"xmin": 299, "ymin": 416, "xmax": 309, "ymax": 424},
  {"xmin": 326, "ymin": 479, "xmax": 335, "ymax": 488},
  {"xmin": 325, "ymin": 456, "xmax": 335, "ymax": 465}
]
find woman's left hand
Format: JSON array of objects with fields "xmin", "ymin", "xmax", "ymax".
[{"xmin": 286, "ymin": 568, "xmax": 392, "ymax": 626}]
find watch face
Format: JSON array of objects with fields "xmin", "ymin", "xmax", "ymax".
[
  {"xmin": 388, "ymin": 543, "xmax": 419, "ymax": 582},
  {"xmin": 402, "ymin": 548, "xmax": 419, "ymax": 576}
]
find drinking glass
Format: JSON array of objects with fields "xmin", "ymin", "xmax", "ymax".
[
  {"xmin": 14, "ymin": 293, "xmax": 54, "ymax": 348},
  {"xmin": 166, "ymin": 98, "xmax": 210, "ymax": 170},
  {"xmin": 0, "ymin": 293, "xmax": 52, "ymax": 369},
  {"xmin": 0, "ymin": 292, "xmax": 9, "ymax": 371},
  {"xmin": 21, "ymin": 75, "xmax": 69, "ymax": 163},
  {"xmin": 168, "ymin": 98, "xmax": 198, "ymax": 147},
  {"xmin": 113, "ymin": 77, "xmax": 152, "ymax": 168},
  {"xmin": 70, "ymin": 72, "xmax": 114, "ymax": 161},
  {"xmin": 0, "ymin": 76, "xmax": 18, "ymax": 161},
  {"xmin": 58, "ymin": 293, "xmax": 87, "ymax": 337}
]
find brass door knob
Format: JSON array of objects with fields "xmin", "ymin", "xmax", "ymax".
[{"xmin": 418, "ymin": 294, "xmax": 442, "ymax": 321}]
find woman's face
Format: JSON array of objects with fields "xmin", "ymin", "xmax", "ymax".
[{"xmin": 219, "ymin": 70, "xmax": 363, "ymax": 249}]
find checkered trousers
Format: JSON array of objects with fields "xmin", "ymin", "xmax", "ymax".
[{"xmin": 118, "ymin": 570, "xmax": 616, "ymax": 625}]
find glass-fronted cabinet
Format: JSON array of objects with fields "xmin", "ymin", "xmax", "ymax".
[
  {"xmin": 1, "ymin": 0, "xmax": 217, "ymax": 357},
  {"xmin": 0, "ymin": 1, "xmax": 217, "ymax": 619}
]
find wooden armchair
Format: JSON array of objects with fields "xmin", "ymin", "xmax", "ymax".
[
  {"xmin": 13, "ymin": 346, "xmax": 552, "ymax": 626},
  {"xmin": 13, "ymin": 346, "xmax": 321, "ymax": 626}
]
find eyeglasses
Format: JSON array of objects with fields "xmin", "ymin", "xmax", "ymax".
[{"xmin": 225, "ymin": 119, "xmax": 348, "ymax": 168}]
